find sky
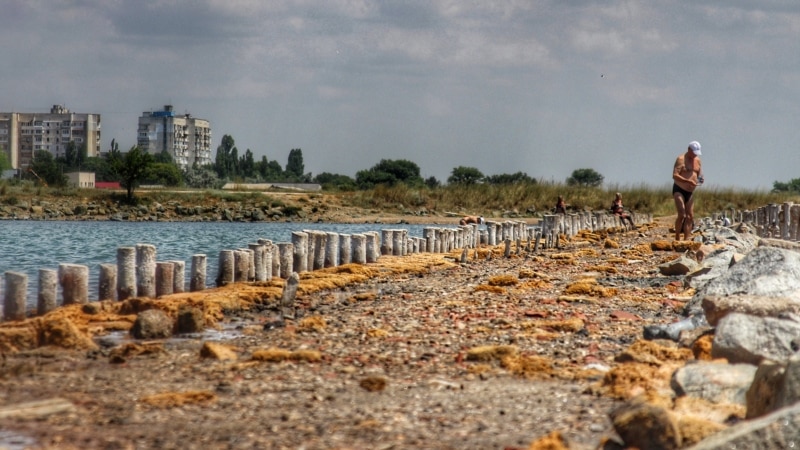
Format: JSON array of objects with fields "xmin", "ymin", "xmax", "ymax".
[{"xmin": 2, "ymin": 1, "xmax": 799, "ymax": 190}]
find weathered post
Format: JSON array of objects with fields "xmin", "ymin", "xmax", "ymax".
[
  {"xmin": 117, "ymin": 246, "xmax": 136, "ymax": 300},
  {"xmin": 59, "ymin": 263, "xmax": 89, "ymax": 305},
  {"xmin": 217, "ymin": 250, "xmax": 235, "ymax": 287},
  {"xmin": 281, "ymin": 272, "xmax": 300, "ymax": 320},
  {"xmin": 98, "ymin": 263, "xmax": 117, "ymax": 301},
  {"xmin": 38, "ymin": 268, "xmax": 58, "ymax": 315},
  {"xmin": 136, "ymin": 244, "xmax": 157, "ymax": 298},
  {"xmin": 423, "ymin": 228, "xmax": 436, "ymax": 253},
  {"xmin": 366, "ymin": 232, "xmax": 380, "ymax": 263},
  {"xmin": 304, "ymin": 231, "xmax": 316, "ymax": 272},
  {"xmin": 291, "ymin": 232, "xmax": 308, "ymax": 273},
  {"xmin": 278, "ymin": 243, "xmax": 294, "ymax": 279},
  {"xmin": 325, "ymin": 232, "xmax": 339, "ymax": 268},
  {"xmin": 4, "ymin": 271, "xmax": 27, "ymax": 321},
  {"xmin": 190, "ymin": 254, "xmax": 206, "ymax": 292},
  {"xmin": 381, "ymin": 230, "xmax": 394, "ymax": 256},
  {"xmin": 351, "ymin": 234, "xmax": 367, "ymax": 264},
  {"xmin": 155, "ymin": 261, "xmax": 174, "ymax": 297},
  {"xmin": 233, "ymin": 249, "xmax": 250, "ymax": 282},
  {"xmin": 339, "ymin": 234, "xmax": 352, "ymax": 265},
  {"xmin": 170, "ymin": 260, "xmax": 185, "ymax": 293}
]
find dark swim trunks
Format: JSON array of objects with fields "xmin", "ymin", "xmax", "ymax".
[{"xmin": 672, "ymin": 183, "xmax": 693, "ymax": 202}]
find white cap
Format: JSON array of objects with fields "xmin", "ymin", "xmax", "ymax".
[{"xmin": 689, "ymin": 141, "xmax": 701, "ymax": 155}]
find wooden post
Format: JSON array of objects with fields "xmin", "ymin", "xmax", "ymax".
[
  {"xmin": 217, "ymin": 250, "xmax": 235, "ymax": 287},
  {"xmin": 117, "ymin": 246, "xmax": 136, "ymax": 300},
  {"xmin": 291, "ymin": 232, "xmax": 308, "ymax": 273},
  {"xmin": 38, "ymin": 268, "xmax": 58, "ymax": 315},
  {"xmin": 325, "ymin": 232, "xmax": 339, "ymax": 268},
  {"xmin": 98, "ymin": 263, "xmax": 117, "ymax": 301},
  {"xmin": 339, "ymin": 234, "xmax": 352, "ymax": 265},
  {"xmin": 59, "ymin": 263, "xmax": 89, "ymax": 305},
  {"xmin": 4, "ymin": 271, "xmax": 27, "ymax": 321},
  {"xmin": 155, "ymin": 261, "xmax": 174, "ymax": 297},
  {"xmin": 278, "ymin": 243, "xmax": 293, "ymax": 279},
  {"xmin": 190, "ymin": 254, "xmax": 206, "ymax": 292},
  {"xmin": 136, "ymin": 244, "xmax": 157, "ymax": 298},
  {"xmin": 171, "ymin": 260, "xmax": 185, "ymax": 293},
  {"xmin": 351, "ymin": 234, "xmax": 367, "ymax": 264}
]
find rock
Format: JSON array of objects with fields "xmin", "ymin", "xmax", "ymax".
[
  {"xmin": 199, "ymin": 342, "xmax": 238, "ymax": 361},
  {"xmin": 702, "ymin": 294, "xmax": 800, "ymax": 326},
  {"xmin": 130, "ymin": 309, "xmax": 173, "ymax": 339},
  {"xmin": 644, "ymin": 314, "xmax": 708, "ymax": 342},
  {"xmin": 671, "ymin": 361, "xmax": 757, "ymax": 405},
  {"xmin": 687, "ymin": 401, "xmax": 800, "ymax": 449},
  {"xmin": 746, "ymin": 360, "xmax": 786, "ymax": 419},
  {"xmin": 611, "ymin": 397, "xmax": 681, "ymax": 450},
  {"xmin": 175, "ymin": 306, "xmax": 205, "ymax": 334},
  {"xmin": 712, "ymin": 312, "xmax": 800, "ymax": 365},
  {"xmin": 659, "ymin": 255, "xmax": 698, "ymax": 276},
  {"xmin": 684, "ymin": 246, "xmax": 800, "ymax": 316}
]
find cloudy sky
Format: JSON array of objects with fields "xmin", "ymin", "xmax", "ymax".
[{"xmin": 2, "ymin": 1, "xmax": 799, "ymax": 190}]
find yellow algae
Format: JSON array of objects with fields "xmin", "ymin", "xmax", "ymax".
[
  {"xmin": 465, "ymin": 345, "xmax": 518, "ymax": 362},
  {"xmin": 366, "ymin": 328, "xmax": 389, "ymax": 338},
  {"xmin": 501, "ymin": 354, "xmax": 554, "ymax": 379},
  {"xmin": 298, "ymin": 315, "xmax": 327, "ymax": 332},
  {"xmin": 487, "ymin": 275, "xmax": 518, "ymax": 286},
  {"xmin": 475, "ymin": 285, "xmax": 506, "ymax": 294},
  {"xmin": 615, "ymin": 340, "xmax": 694, "ymax": 366},
  {"xmin": 139, "ymin": 390, "xmax": 217, "ymax": 408}
]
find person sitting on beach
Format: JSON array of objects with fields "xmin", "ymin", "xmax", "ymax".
[
  {"xmin": 610, "ymin": 192, "xmax": 635, "ymax": 229},
  {"xmin": 460, "ymin": 215, "xmax": 485, "ymax": 226},
  {"xmin": 554, "ymin": 196, "xmax": 567, "ymax": 214}
]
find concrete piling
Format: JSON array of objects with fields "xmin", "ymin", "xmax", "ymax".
[
  {"xmin": 98, "ymin": 263, "xmax": 117, "ymax": 301},
  {"xmin": 117, "ymin": 246, "xmax": 137, "ymax": 301},
  {"xmin": 135, "ymin": 244, "xmax": 157, "ymax": 298},
  {"xmin": 38, "ymin": 269, "xmax": 58, "ymax": 315},
  {"xmin": 59, "ymin": 263, "xmax": 89, "ymax": 305},
  {"xmin": 4, "ymin": 272, "xmax": 27, "ymax": 321},
  {"xmin": 190, "ymin": 254, "xmax": 206, "ymax": 292}
]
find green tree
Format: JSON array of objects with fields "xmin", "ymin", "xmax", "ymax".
[
  {"xmin": 214, "ymin": 135, "xmax": 238, "ymax": 179},
  {"xmin": 240, "ymin": 149, "xmax": 255, "ymax": 179},
  {"xmin": 64, "ymin": 141, "xmax": 87, "ymax": 170},
  {"xmin": 355, "ymin": 159, "xmax": 423, "ymax": 189},
  {"xmin": 313, "ymin": 172, "xmax": 356, "ymax": 190},
  {"xmin": 425, "ymin": 176, "xmax": 441, "ymax": 189},
  {"xmin": 285, "ymin": 148, "xmax": 304, "ymax": 180},
  {"xmin": 256, "ymin": 156, "xmax": 284, "ymax": 181},
  {"xmin": 772, "ymin": 178, "xmax": 800, "ymax": 193},
  {"xmin": 485, "ymin": 171, "xmax": 535, "ymax": 184},
  {"xmin": 115, "ymin": 146, "xmax": 153, "ymax": 203},
  {"xmin": 184, "ymin": 166, "xmax": 223, "ymax": 189},
  {"xmin": 29, "ymin": 150, "xmax": 66, "ymax": 186},
  {"xmin": 566, "ymin": 168, "xmax": 604, "ymax": 187},
  {"xmin": 81, "ymin": 156, "xmax": 113, "ymax": 181},
  {"xmin": 447, "ymin": 166, "xmax": 484, "ymax": 185},
  {"xmin": 154, "ymin": 150, "xmax": 174, "ymax": 164},
  {"xmin": 0, "ymin": 151, "xmax": 10, "ymax": 172},
  {"xmin": 146, "ymin": 162, "xmax": 183, "ymax": 187}
]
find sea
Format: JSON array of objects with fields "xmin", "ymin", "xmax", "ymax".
[{"xmin": 0, "ymin": 220, "xmax": 438, "ymax": 310}]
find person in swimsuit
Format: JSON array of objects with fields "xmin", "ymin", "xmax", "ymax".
[
  {"xmin": 460, "ymin": 215, "xmax": 484, "ymax": 226},
  {"xmin": 554, "ymin": 195, "xmax": 567, "ymax": 214},
  {"xmin": 672, "ymin": 141, "xmax": 703, "ymax": 240},
  {"xmin": 610, "ymin": 192, "xmax": 635, "ymax": 229}
]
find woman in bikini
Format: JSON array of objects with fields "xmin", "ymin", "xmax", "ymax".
[{"xmin": 672, "ymin": 141, "xmax": 703, "ymax": 241}]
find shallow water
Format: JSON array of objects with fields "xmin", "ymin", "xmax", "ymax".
[{"xmin": 0, "ymin": 220, "xmax": 435, "ymax": 310}]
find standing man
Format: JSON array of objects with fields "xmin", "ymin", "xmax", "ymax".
[{"xmin": 672, "ymin": 141, "xmax": 703, "ymax": 240}]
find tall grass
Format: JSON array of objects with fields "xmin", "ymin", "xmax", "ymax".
[{"xmin": 344, "ymin": 182, "xmax": 800, "ymax": 218}]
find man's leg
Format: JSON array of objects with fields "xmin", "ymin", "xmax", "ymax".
[
  {"xmin": 683, "ymin": 194, "xmax": 695, "ymax": 240},
  {"xmin": 673, "ymin": 193, "xmax": 686, "ymax": 240}
]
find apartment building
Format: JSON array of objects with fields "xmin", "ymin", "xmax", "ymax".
[
  {"xmin": 0, "ymin": 105, "xmax": 101, "ymax": 169},
  {"xmin": 137, "ymin": 105, "xmax": 212, "ymax": 170}
]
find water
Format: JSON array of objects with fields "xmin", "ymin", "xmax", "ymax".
[{"xmin": 0, "ymin": 220, "xmax": 436, "ymax": 309}]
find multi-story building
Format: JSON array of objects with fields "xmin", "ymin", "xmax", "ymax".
[
  {"xmin": 0, "ymin": 105, "xmax": 101, "ymax": 169},
  {"xmin": 137, "ymin": 105, "xmax": 212, "ymax": 170}
]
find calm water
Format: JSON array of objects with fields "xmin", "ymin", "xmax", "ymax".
[{"xmin": 0, "ymin": 220, "xmax": 436, "ymax": 309}]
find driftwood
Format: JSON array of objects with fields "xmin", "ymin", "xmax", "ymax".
[{"xmin": 0, "ymin": 398, "xmax": 75, "ymax": 419}]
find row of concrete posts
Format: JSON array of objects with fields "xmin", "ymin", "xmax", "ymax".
[{"xmin": 2, "ymin": 213, "xmax": 647, "ymax": 322}]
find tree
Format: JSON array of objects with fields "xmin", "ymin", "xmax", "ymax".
[
  {"xmin": 773, "ymin": 178, "xmax": 800, "ymax": 193},
  {"xmin": 425, "ymin": 176, "xmax": 441, "ymax": 189},
  {"xmin": 285, "ymin": 148, "xmax": 304, "ymax": 180},
  {"xmin": 214, "ymin": 135, "xmax": 238, "ymax": 179},
  {"xmin": 566, "ymin": 168, "xmax": 604, "ymax": 187},
  {"xmin": 146, "ymin": 162, "xmax": 183, "ymax": 187},
  {"xmin": 355, "ymin": 159, "xmax": 423, "ymax": 189},
  {"xmin": 64, "ymin": 141, "xmax": 87, "ymax": 170},
  {"xmin": 313, "ymin": 172, "xmax": 356, "ymax": 190},
  {"xmin": 29, "ymin": 150, "xmax": 66, "ymax": 186},
  {"xmin": 154, "ymin": 150, "xmax": 174, "ymax": 164},
  {"xmin": 0, "ymin": 151, "xmax": 10, "ymax": 172},
  {"xmin": 184, "ymin": 166, "xmax": 223, "ymax": 189},
  {"xmin": 115, "ymin": 146, "xmax": 153, "ymax": 203},
  {"xmin": 256, "ymin": 156, "xmax": 284, "ymax": 181},
  {"xmin": 240, "ymin": 149, "xmax": 255, "ymax": 179},
  {"xmin": 447, "ymin": 166, "xmax": 484, "ymax": 185},
  {"xmin": 485, "ymin": 171, "xmax": 535, "ymax": 184}
]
